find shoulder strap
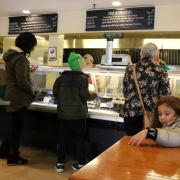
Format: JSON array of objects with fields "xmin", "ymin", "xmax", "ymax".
[{"xmin": 132, "ymin": 64, "xmax": 146, "ymax": 112}]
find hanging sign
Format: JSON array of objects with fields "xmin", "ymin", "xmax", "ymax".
[
  {"xmin": 8, "ymin": 13, "xmax": 58, "ymax": 34},
  {"xmin": 86, "ymin": 7, "xmax": 155, "ymax": 31}
]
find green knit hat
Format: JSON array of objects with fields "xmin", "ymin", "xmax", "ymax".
[{"xmin": 68, "ymin": 52, "xmax": 84, "ymax": 71}]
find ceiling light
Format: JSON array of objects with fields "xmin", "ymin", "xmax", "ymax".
[
  {"xmin": 22, "ymin": 10, "xmax": 31, "ymax": 14},
  {"xmin": 112, "ymin": 1, "xmax": 122, "ymax": 7}
]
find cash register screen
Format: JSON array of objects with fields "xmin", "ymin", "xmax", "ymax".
[{"xmin": 112, "ymin": 57, "xmax": 122, "ymax": 62}]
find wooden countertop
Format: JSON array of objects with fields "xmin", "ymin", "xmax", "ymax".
[{"xmin": 69, "ymin": 136, "xmax": 180, "ymax": 180}]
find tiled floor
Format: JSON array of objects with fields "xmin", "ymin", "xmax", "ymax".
[{"xmin": 0, "ymin": 146, "xmax": 75, "ymax": 180}]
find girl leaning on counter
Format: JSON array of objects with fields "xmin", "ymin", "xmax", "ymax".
[{"xmin": 129, "ymin": 95, "xmax": 180, "ymax": 147}]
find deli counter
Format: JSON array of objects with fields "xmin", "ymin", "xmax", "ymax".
[
  {"xmin": 30, "ymin": 65, "xmax": 126, "ymax": 122},
  {"xmin": 27, "ymin": 65, "xmax": 128, "ymax": 153},
  {"xmin": 29, "ymin": 65, "xmax": 180, "ymax": 122}
]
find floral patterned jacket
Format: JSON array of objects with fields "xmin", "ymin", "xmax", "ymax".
[{"xmin": 122, "ymin": 57, "xmax": 170, "ymax": 118}]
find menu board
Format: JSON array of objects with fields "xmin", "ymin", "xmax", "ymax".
[
  {"xmin": 8, "ymin": 13, "xmax": 58, "ymax": 34},
  {"xmin": 86, "ymin": 7, "xmax": 155, "ymax": 31}
]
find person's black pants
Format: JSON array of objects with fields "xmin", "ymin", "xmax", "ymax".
[
  {"xmin": 6, "ymin": 107, "xmax": 27, "ymax": 157},
  {"xmin": 124, "ymin": 115, "xmax": 144, "ymax": 136},
  {"xmin": 57, "ymin": 118, "xmax": 86, "ymax": 165}
]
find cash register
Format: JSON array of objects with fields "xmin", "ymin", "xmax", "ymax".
[{"xmin": 101, "ymin": 54, "xmax": 131, "ymax": 66}]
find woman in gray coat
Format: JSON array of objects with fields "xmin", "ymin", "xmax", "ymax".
[
  {"xmin": 1, "ymin": 32, "xmax": 37, "ymax": 165},
  {"xmin": 128, "ymin": 96, "xmax": 180, "ymax": 147}
]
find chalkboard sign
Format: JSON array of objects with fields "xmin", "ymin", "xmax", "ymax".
[
  {"xmin": 86, "ymin": 7, "xmax": 155, "ymax": 31},
  {"xmin": 8, "ymin": 13, "xmax": 58, "ymax": 34}
]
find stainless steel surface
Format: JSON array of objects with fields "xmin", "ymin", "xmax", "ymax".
[{"xmin": 29, "ymin": 102, "xmax": 123, "ymax": 122}]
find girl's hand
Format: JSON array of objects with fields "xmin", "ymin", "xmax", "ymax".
[{"xmin": 128, "ymin": 129, "xmax": 148, "ymax": 146}]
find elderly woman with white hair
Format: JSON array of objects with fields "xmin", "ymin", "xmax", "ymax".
[{"xmin": 121, "ymin": 42, "xmax": 170, "ymax": 136}]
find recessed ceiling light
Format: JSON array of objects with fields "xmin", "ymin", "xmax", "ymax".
[
  {"xmin": 22, "ymin": 10, "xmax": 31, "ymax": 14},
  {"xmin": 112, "ymin": 1, "xmax": 122, "ymax": 7}
]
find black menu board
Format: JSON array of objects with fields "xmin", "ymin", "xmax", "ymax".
[
  {"xmin": 8, "ymin": 13, "xmax": 58, "ymax": 34},
  {"xmin": 86, "ymin": 7, "xmax": 155, "ymax": 31}
]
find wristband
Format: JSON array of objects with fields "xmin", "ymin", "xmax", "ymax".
[{"xmin": 146, "ymin": 127, "xmax": 158, "ymax": 141}]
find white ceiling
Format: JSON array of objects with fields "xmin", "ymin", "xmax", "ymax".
[{"xmin": 0, "ymin": 0, "xmax": 180, "ymax": 17}]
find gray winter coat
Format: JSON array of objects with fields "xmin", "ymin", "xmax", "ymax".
[{"xmin": 156, "ymin": 118, "xmax": 180, "ymax": 147}]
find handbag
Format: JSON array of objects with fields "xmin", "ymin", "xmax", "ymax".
[{"xmin": 132, "ymin": 64, "xmax": 153, "ymax": 128}]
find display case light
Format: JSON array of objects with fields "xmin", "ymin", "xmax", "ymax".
[
  {"xmin": 22, "ymin": 10, "xmax": 31, "ymax": 14},
  {"xmin": 112, "ymin": 1, "xmax": 122, "ymax": 7}
]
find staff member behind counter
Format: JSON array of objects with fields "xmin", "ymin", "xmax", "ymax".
[
  {"xmin": 83, "ymin": 54, "xmax": 94, "ymax": 68},
  {"xmin": 53, "ymin": 52, "xmax": 97, "ymax": 173}
]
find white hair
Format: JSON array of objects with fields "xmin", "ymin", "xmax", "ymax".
[{"xmin": 140, "ymin": 42, "xmax": 159, "ymax": 59}]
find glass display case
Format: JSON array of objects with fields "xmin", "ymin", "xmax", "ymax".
[
  {"xmin": 31, "ymin": 66, "xmax": 125, "ymax": 101},
  {"xmin": 174, "ymin": 79, "xmax": 180, "ymax": 96},
  {"xmin": 31, "ymin": 66, "xmax": 125, "ymax": 98},
  {"xmin": 30, "ymin": 65, "xmax": 180, "ymax": 121},
  {"xmin": 167, "ymin": 66, "xmax": 180, "ymax": 96},
  {"xmin": 169, "ymin": 77, "xmax": 180, "ymax": 96},
  {"xmin": 30, "ymin": 66, "xmax": 126, "ymax": 122}
]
